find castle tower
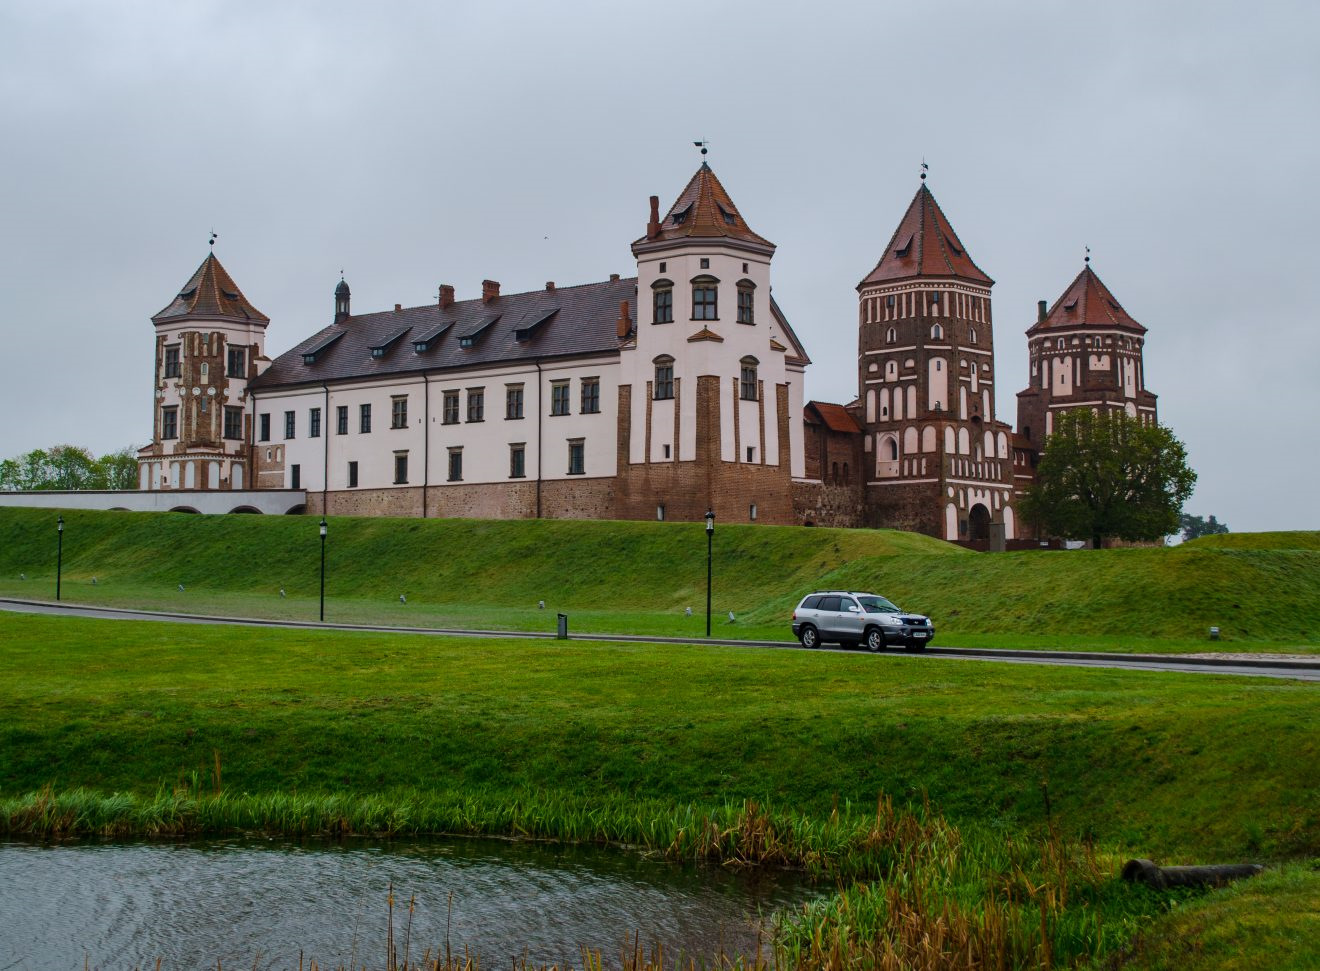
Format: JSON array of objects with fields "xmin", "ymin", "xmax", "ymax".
[
  {"xmin": 855, "ymin": 180, "xmax": 1017, "ymax": 543},
  {"xmin": 617, "ymin": 162, "xmax": 809, "ymax": 523},
  {"xmin": 137, "ymin": 251, "xmax": 269, "ymax": 492},
  {"xmin": 1015, "ymin": 262, "xmax": 1157, "ymax": 453}
]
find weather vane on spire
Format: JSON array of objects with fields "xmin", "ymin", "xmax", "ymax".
[
  {"xmin": 209, "ymin": 230, "xmax": 218, "ymax": 249},
  {"xmin": 920, "ymin": 159, "xmax": 929, "ymax": 182},
  {"xmin": 1084, "ymin": 245, "xmax": 1091, "ymax": 265},
  {"xmin": 693, "ymin": 138, "xmax": 709, "ymax": 158}
]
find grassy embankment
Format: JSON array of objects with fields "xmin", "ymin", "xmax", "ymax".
[
  {"xmin": 1, "ymin": 507, "xmax": 1318, "ymax": 652},
  {"xmin": 1, "ymin": 610, "xmax": 1317, "ymax": 967}
]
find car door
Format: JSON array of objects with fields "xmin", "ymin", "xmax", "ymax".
[
  {"xmin": 837, "ymin": 595, "xmax": 865, "ymax": 642},
  {"xmin": 815, "ymin": 596, "xmax": 843, "ymax": 640}
]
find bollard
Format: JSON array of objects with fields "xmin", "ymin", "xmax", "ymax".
[
  {"xmin": 1122, "ymin": 858, "xmax": 1262, "ymax": 889},
  {"xmin": 556, "ymin": 613, "xmax": 568, "ymax": 640}
]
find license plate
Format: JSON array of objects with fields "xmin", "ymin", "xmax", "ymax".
[{"xmin": 913, "ymin": 631, "xmax": 928, "ymax": 638}]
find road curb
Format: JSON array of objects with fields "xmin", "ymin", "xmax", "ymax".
[{"xmin": 2, "ymin": 597, "xmax": 1318, "ymax": 671}]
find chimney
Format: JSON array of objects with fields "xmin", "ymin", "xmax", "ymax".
[
  {"xmin": 545, "ymin": 281, "xmax": 555, "ymax": 291},
  {"xmin": 438, "ymin": 284, "xmax": 455, "ymax": 309},
  {"xmin": 647, "ymin": 195, "xmax": 660, "ymax": 238},
  {"xmin": 482, "ymin": 279, "xmax": 500, "ymax": 303},
  {"xmin": 616, "ymin": 299, "xmax": 631, "ymax": 339},
  {"xmin": 609, "ymin": 273, "xmax": 620, "ymax": 282},
  {"xmin": 394, "ymin": 303, "xmax": 402, "ymax": 313},
  {"xmin": 1037, "ymin": 300, "xmax": 1048, "ymax": 323}
]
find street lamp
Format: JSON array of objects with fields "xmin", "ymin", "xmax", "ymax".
[
  {"xmin": 318, "ymin": 518, "xmax": 328, "ymax": 622},
  {"xmin": 704, "ymin": 509, "xmax": 715, "ymax": 638},
  {"xmin": 56, "ymin": 515, "xmax": 64, "ymax": 602}
]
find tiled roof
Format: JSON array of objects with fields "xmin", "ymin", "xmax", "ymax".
[
  {"xmin": 1029, "ymin": 264, "xmax": 1145, "ymax": 334},
  {"xmin": 806, "ymin": 400, "xmax": 862, "ymax": 434},
  {"xmin": 636, "ymin": 163, "xmax": 774, "ymax": 249},
  {"xmin": 251, "ymin": 278, "xmax": 637, "ymax": 391},
  {"xmin": 153, "ymin": 253, "xmax": 270, "ymax": 325},
  {"xmin": 858, "ymin": 184, "xmax": 992, "ymax": 288}
]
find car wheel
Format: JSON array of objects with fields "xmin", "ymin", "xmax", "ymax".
[
  {"xmin": 865, "ymin": 628, "xmax": 885, "ymax": 652},
  {"xmin": 799, "ymin": 625, "xmax": 820, "ymax": 649}
]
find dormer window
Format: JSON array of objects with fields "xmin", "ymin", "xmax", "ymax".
[
  {"xmin": 718, "ymin": 204, "xmax": 737, "ymax": 226},
  {"xmin": 671, "ymin": 205, "xmax": 692, "ymax": 226}
]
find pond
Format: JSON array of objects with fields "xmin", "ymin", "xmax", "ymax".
[{"xmin": 0, "ymin": 837, "xmax": 815, "ymax": 969}]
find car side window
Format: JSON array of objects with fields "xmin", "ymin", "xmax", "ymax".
[
  {"xmin": 841, "ymin": 598, "xmax": 859, "ymax": 612},
  {"xmin": 801, "ymin": 595, "xmax": 822, "ymax": 609},
  {"xmin": 819, "ymin": 596, "xmax": 841, "ymax": 612}
]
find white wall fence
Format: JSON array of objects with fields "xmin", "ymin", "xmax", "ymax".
[{"xmin": 0, "ymin": 490, "xmax": 307, "ymax": 515}]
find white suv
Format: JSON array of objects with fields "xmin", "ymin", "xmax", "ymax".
[{"xmin": 791, "ymin": 591, "xmax": 935, "ymax": 652}]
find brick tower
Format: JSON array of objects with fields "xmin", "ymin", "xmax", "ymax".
[
  {"xmin": 137, "ymin": 250, "xmax": 269, "ymax": 492},
  {"xmin": 1015, "ymin": 261, "xmax": 1158, "ymax": 453},
  {"xmin": 617, "ymin": 161, "xmax": 809, "ymax": 524},
  {"xmin": 855, "ymin": 178, "xmax": 1017, "ymax": 543}
]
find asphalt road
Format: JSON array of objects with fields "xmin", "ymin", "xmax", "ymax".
[{"xmin": 3, "ymin": 597, "xmax": 1318, "ymax": 682}]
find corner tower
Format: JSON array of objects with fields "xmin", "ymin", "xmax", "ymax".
[
  {"xmin": 856, "ymin": 180, "xmax": 1017, "ymax": 543},
  {"xmin": 616, "ymin": 162, "xmax": 809, "ymax": 524},
  {"xmin": 137, "ymin": 251, "xmax": 270, "ymax": 492},
  {"xmin": 1015, "ymin": 262, "xmax": 1157, "ymax": 453}
]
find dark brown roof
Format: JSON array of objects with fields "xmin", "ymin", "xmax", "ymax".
[
  {"xmin": 153, "ymin": 253, "xmax": 269, "ymax": 325},
  {"xmin": 858, "ymin": 184, "xmax": 992, "ymax": 288},
  {"xmin": 251, "ymin": 278, "xmax": 637, "ymax": 391},
  {"xmin": 805, "ymin": 400, "xmax": 862, "ymax": 434},
  {"xmin": 636, "ymin": 163, "xmax": 774, "ymax": 249},
  {"xmin": 1029, "ymin": 264, "xmax": 1145, "ymax": 334}
]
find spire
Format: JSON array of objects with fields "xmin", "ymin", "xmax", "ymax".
[
  {"xmin": 858, "ymin": 184, "xmax": 992, "ymax": 288},
  {"xmin": 152, "ymin": 253, "xmax": 269, "ymax": 325},
  {"xmin": 335, "ymin": 273, "xmax": 351, "ymax": 322},
  {"xmin": 634, "ymin": 163, "xmax": 774, "ymax": 250},
  {"xmin": 1029, "ymin": 264, "xmax": 1145, "ymax": 334}
]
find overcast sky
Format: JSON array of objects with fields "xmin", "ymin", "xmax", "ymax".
[{"xmin": 2, "ymin": 0, "xmax": 1316, "ymax": 531}]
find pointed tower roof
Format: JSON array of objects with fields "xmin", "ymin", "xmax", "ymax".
[
  {"xmin": 1029, "ymin": 264, "xmax": 1144, "ymax": 335},
  {"xmin": 858, "ymin": 184, "xmax": 992, "ymax": 288},
  {"xmin": 634, "ymin": 162, "xmax": 774, "ymax": 250},
  {"xmin": 152, "ymin": 253, "xmax": 269, "ymax": 325}
]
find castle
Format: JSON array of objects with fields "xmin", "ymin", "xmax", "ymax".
[{"xmin": 135, "ymin": 163, "xmax": 1157, "ymax": 543}]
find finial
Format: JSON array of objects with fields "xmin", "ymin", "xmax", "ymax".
[
  {"xmin": 920, "ymin": 159, "xmax": 928, "ymax": 182},
  {"xmin": 209, "ymin": 229, "xmax": 217, "ymax": 249},
  {"xmin": 693, "ymin": 138, "xmax": 709, "ymax": 158},
  {"xmin": 1084, "ymin": 245, "xmax": 1091, "ymax": 265}
]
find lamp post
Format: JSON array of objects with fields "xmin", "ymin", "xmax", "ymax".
[
  {"xmin": 704, "ymin": 509, "xmax": 715, "ymax": 638},
  {"xmin": 318, "ymin": 518, "xmax": 328, "ymax": 622},
  {"xmin": 56, "ymin": 515, "xmax": 64, "ymax": 602}
]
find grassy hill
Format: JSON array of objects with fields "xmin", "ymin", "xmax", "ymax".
[{"xmin": 1, "ymin": 507, "xmax": 1318, "ymax": 650}]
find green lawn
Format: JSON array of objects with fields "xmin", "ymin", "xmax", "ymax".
[{"xmin": 2, "ymin": 507, "xmax": 1319, "ymax": 652}]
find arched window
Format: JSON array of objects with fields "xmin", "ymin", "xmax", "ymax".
[
  {"xmin": 1057, "ymin": 337, "xmax": 1065, "ymax": 350},
  {"xmin": 736, "ymin": 279, "xmax": 756, "ymax": 324},
  {"xmin": 653, "ymin": 355, "xmax": 674, "ymax": 400},
  {"xmin": 651, "ymin": 278, "xmax": 673, "ymax": 324},
  {"xmin": 969, "ymin": 326, "xmax": 978, "ymax": 344},
  {"xmin": 832, "ymin": 461, "xmax": 839, "ymax": 483},
  {"xmin": 739, "ymin": 356, "xmax": 759, "ymax": 401},
  {"xmin": 691, "ymin": 275, "xmax": 719, "ymax": 321},
  {"xmin": 886, "ymin": 326, "xmax": 896, "ymax": 344},
  {"xmin": 843, "ymin": 462, "xmax": 850, "ymax": 480},
  {"xmin": 931, "ymin": 323, "xmax": 943, "ymax": 340}
]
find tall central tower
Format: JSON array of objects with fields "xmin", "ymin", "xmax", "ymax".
[{"xmin": 855, "ymin": 180, "xmax": 1017, "ymax": 543}]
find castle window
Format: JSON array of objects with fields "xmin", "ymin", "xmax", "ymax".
[
  {"xmin": 259, "ymin": 413, "xmax": 270, "ymax": 442},
  {"xmin": 442, "ymin": 391, "xmax": 459, "ymax": 424},
  {"xmin": 309, "ymin": 407, "xmax": 321, "ymax": 438},
  {"xmin": 348, "ymin": 461, "xmax": 358, "ymax": 488},
  {"xmin": 740, "ymin": 357, "xmax": 759, "ymax": 401},
  {"xmin": 509, "ymin": 443, "xmax": 526, "ymax": 479},
  {"xmin": 567, "ymin": 439, "xmax": 585, "ymax": 475},
  {"xmin": 336, "ymin": 406, "xmax": 348, "ymax": 435},
  {"xmin": 652, "ymin": 279, "xmax": 674, "ymax": 323},
  {"xmin": 391, "ymin": 395, "xmax": 408, "ymax": 429},
  {"xmin": 161, "ymin": 406, "xmax": 178, "ymax": 440},
  {"xmin": 163, "ymin": 345, "xmax": 181, "ymax": 379},
  {"xmin": 291, "ymin": 464, "xmax": 300, "ymax": 490},
  {"xmin": 580, "ymin": 377, "xmax": 600, "ymax": 414},
  {"xmin": 931, "ymin": 323, "xmax": 944, "ymax": 340},
  {"xmin": 654, "ymin": 357, "xmax": 675, "ymax": 400},
  {"xmin": 359, "ymin": 403, "xmax": 372, "ymax": 433},
  {"xmin": 671, "ymin": 205, "xmax": 691, "ymax": 226},
  {"xmin": 700, "ymin": 258, "xmax": 710, "ymax": 269},
  {"xmin": 886, "ymin": 327, "xmax": 896, "ymax": 344},
  {"xmin": 446, "ymin": 448, "xmax": 461, "ymax": 482},
  {"xmin": 223, "ymin": 407, "xmax": 243, "ymax": 441},
  {"xmin": 467, "ymin": 387, "xmax": 485, "ymax": 423},
  {"xmin": 395, "ymin": 452, "xmax": 410, "ymax": 484},
  {"xmin": 656, "ymin": 504, "xmax": 665, "ymax": 521},
  {"xmin": 284, "ymin": 411, "xmax": 295, "ymax": 439},
  {"xmin": 749, "ymin": 503, "xmax": 757, "ymax": 520},
  {"xmin": 736, "ymin": 282, "xmax": 755, "ymax": 324},
  {"xmin": 718, "ymin": 205, "xmax": 736, "ymax": 227},
  {"xmin": 551, "ymin": 381, "xmax": 571, "ymax": 416},
  {"xmin": 227, "ymin": 347, "xmax": 246, "ymax": 378},
  {"xmin": 1057, "ymin": 337, "xmax": 1065, "ymax": 350},
  {"xmin": 969, "ymin": 327, "xmax": 978, "ymax": 345},
  {"xmin": 506, "ymin": 384, "xmax": 524, "ymax": 420},
  {"xmin": 746, "ymin": 446, "xmax": 756, "ymax": 463},
  {"xmin": 691, "ymin": 277, "xmax": 718, "ymax": 320}
]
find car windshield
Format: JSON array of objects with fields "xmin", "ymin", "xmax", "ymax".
[{"xmin": 855, "ymin": 595, "xmax": 900, "ymax": 613}]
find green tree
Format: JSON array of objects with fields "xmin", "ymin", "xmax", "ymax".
[
  {"xmin": 0, "ymin": 445, "xmax": 140, "ymax": 491},
  {"xmin": 1180, "ymin": 513, "xmax": 1229, "ymax": 542},
  {"xmin": 46, "ymin": 445, "xmax": 99, "ymax": 490},
  {"xmin": 94, "ymin": 448, "xmax": 139, "ymax": 490},
  {"xmin": 1019, "ymin": 410, "xmax": 1196, "ymax": 549}
]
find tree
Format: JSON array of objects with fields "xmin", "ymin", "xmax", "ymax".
[
  {"xmin": 1179, "ymin": 513, "xmax": 1229, "ymax": 542},
  {"xmin": 94, "ymin": 448, "xmax": 139, "ymax": 490},
  {"xmin": 1019, "ymin": 410, "xmax": 1196, "ymax": 549},
  {"xmin": 0, "ymin": 445, "xmax": 140, "ymax": 491}
]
